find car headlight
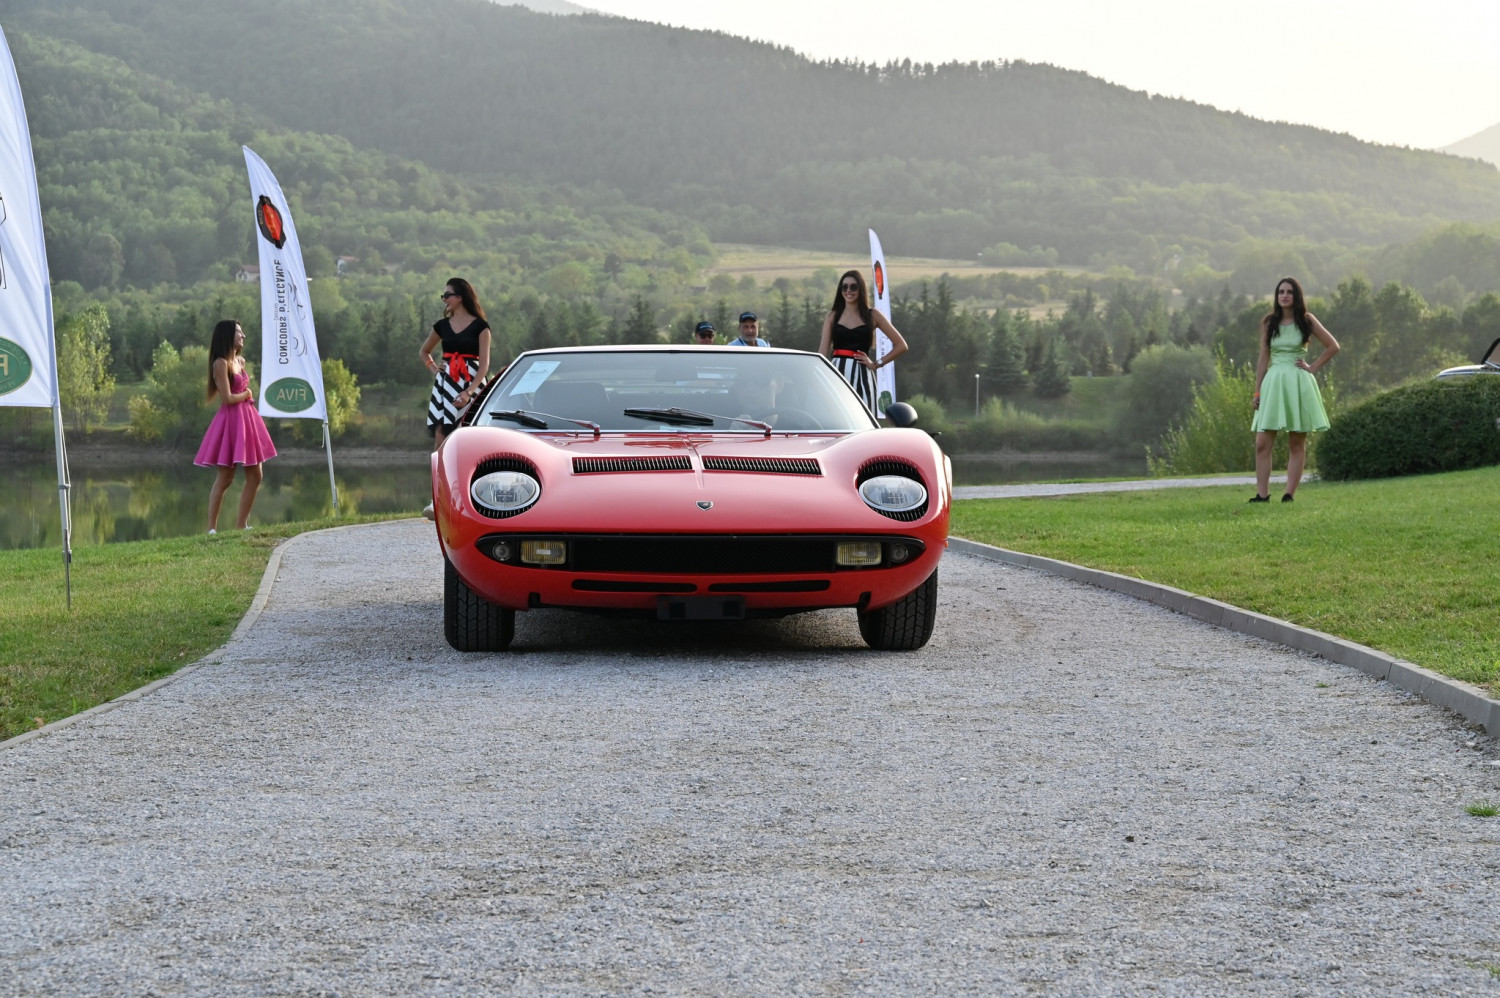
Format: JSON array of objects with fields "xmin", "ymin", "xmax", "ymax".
[
  {"xmin": 859, "ymin": 475, "xmax": 927, "ymax": 513},
  {"xmin": 471, "ymin": 470, "xmax": 540, "ymax": 513}
]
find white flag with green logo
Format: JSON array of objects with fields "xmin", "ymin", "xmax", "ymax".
[
  {"xmin": 244, "ymin": 146, "xmax": 327, "ymax": 422},
  {"xmin": 0, "ymin": 26, "xmax": 57, "ymax": 409}
]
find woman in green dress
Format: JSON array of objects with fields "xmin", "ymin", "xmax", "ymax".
[{"xmin": 1250, "ymin": 277, "xmax": 1339, "ymax": 503}]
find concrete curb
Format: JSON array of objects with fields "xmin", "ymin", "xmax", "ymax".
[
  {"xmin": 948, "ymin": 536, "xmax": 1499, "ymax": 735},
  {"xmin": 0, "ymin": 535, "xmax": 293, "ymax": 753}
]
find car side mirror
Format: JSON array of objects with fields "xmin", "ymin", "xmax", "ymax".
[{"xmin": 884, "ymin": 402, "xmax": 918, "ymax": 427}]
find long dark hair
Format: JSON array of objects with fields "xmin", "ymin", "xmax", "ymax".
[
  {"xmin": 444, "ymin": 276, "xmax": 487, "ymax": 322},
  {"xmin": 206, "ymin": 319, "xmax": 242, "ymax": 400},
  {"xmin": 1263, "ymin": 276, "xmax": 1311, "ymax": 346},
  {"xmin": 830, "ymin": 269, "xmax": 873, "ymax": 325}
]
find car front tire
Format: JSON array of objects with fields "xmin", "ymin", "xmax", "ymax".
[
  {"xmin": 857, "ymin": 569, "xmax": 937, "ymax": 651},
  {"xmin": 444, "ymin": 555, "xmax": 515, "ymax": 651}
]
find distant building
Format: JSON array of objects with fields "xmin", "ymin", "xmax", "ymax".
[
  {"xmin": 336, "ymin": 255, "xmax": 358, "ymax": 276},
  {"xmin": 235, "ymin": 264, "xmax": 260, "ymax": 283}
]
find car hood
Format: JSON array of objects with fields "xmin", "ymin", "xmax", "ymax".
[{"xmin": 435, "ymin": 428, "xmax": 949, "ymax": 533}]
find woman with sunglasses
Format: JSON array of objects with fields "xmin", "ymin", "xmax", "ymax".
[
  {"xmin": 419, "ymin": 277, "xmax": 492, "ymax": 448},
  {"xmin": 1250, "ymin": 276, "xmax": 1339, "ymax": 503},
  {"xmin": 818, "ymin": 269, "xmax": 908, "ymax": 418}
]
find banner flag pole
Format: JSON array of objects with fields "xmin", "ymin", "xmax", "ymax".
[
  {"xmin": 323, "ymin": 420, "xmax": 339, "ymax": 514},
  {"xmin": 0, "ymin": 26, "xmax": 71, "ymax": 602},
  {"xmin": 868, "ymin": 228, "xmax": 896, "ymax": 416},
  {"xmin": 243, "ymin": 146, "xmax": 337, "ymax": 515}
]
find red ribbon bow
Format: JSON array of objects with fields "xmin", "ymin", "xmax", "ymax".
[{"xmin": 443, "ymin": 352, "xmax": 477, "ymax": 383}]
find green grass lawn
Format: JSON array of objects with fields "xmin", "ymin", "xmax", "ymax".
[
  {"xmin": 951, "ymin": 465, "xmax": 1500, "ymax": 694},
  {"xmin": 0, "ymin": 513, "xmax": 414, "ymax": 741}
]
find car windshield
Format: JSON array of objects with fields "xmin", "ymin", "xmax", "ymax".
[{"xmin": 478, "ymin": 349, "xmax": 878, "ymax": 433}]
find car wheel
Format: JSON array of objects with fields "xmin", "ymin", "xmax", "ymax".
[
  {"xmin": 444, "ymin": 555, "xmax": 515, "ymax": 652},
  {"xmin": 857, "ymin": 569, "xmax": 937, "ymax": 651}
]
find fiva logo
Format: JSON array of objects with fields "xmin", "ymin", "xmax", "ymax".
[
  {"xmin": 265, "ymin": 376, "xmax": 316, "ymax": 413},
  {"xmin": 0, "ymin": 336, "xmax": 34, "ymax": 397}
]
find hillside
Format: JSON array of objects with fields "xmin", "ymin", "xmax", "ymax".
[
  {"xmin": 1444, "ymin": 121, "xmax": 1500, "ymax": 168},
  {"xmin": 6, "ymin": 29, "xmax": 710, "ymax": 302},
  {"xmin": 8, "ymin": 0, "xmax": 1500, "ymax": 278}
]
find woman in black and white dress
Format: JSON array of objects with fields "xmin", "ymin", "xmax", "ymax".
[
  {"xmin": 419, "ymin": 277, "xmax": 492, "ymax": 448},
  {"xmin": 818, "ymin": 269, "xmax": 907, "ymax": 418}
]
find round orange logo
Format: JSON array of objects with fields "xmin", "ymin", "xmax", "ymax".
[{"xmin": 256, "ymin": 195, "xmax": 286, "ymax": 248}]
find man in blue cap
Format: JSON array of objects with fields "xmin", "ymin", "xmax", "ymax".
[
  {"xmin": 729, "ymin": 311, "xmax": 770, "ymax": 347},
  {"xmin": 693, "ymin": 321, "xmax": 716, "ymax": 344}
]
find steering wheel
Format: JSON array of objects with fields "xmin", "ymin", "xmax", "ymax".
[{"xmin": 753, "ymin": 407, "xmax": 823, "ymax": 430}]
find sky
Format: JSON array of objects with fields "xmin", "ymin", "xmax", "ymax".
[{"xmin": 572, "ymin": 0, "xmax": 1500, "ymax": 151}]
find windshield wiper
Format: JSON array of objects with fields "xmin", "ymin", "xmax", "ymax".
[
  {"xmin": 490, "ymin": 409, "xmax": 600, "ymax": 436},
  {"xmin": 622, "ymin": 407, "xmax": 772, "ymax": 433},
  {"xmin": 623, "ymin": 406, "xmax": 714, "ymax": 426},
  {"xmin": 490, "ymin": 409, "xmax": 548, "ymax": 428}
]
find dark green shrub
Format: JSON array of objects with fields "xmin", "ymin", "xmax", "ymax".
[{"xmin": 1317, "ymin": 377, "xmax": 1500, "ymax": 480}]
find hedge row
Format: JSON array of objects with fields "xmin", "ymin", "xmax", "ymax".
[{"xmin": 1317, "ymin": 376, "xmax": 1500, "ymax": 480}]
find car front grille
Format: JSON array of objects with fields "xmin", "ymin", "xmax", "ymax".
[
  {"xmin": 701, "ymin": 457, "xmax": 821, "ymax": 475},
  {"xmin": 574, "ymin": 456, "xmax": 693, "ymax": 473}
]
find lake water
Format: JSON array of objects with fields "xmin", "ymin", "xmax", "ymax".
[{"xmin": 3, "ymin": 450, "xmax": 1146, "ymax": 550}]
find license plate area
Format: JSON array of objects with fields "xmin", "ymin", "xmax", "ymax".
[{"xmin": 657, "ymin": 595, "xmax": 746, "ymax": 621}]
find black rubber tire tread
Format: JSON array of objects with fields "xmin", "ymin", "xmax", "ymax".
[
  {"xmin": 857, "ymin": 569, "xmax": 938, "ymax": 651},
  {"xmin": 443, "ymin": 555, "xmax": 515, "ymax": 652}
]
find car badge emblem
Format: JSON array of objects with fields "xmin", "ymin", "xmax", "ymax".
[{"xmin": 697, "ymin": 501, "xmax": 713, "ymax": 510}]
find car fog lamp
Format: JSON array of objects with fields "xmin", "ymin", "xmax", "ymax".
[
  {"xmin": 859, "ymin": 475, "xmax": 927, "ymax": 513},
  {"xmin": 491, "ymin": 540, "xmax": 515, "ymax": 562},
  {"xmin": 889, "ymin": 543, "xmax": 911, "ymax": 564},
  {"xmin": 521, "ymin": 540, "xmax": 567, "ymax": 565},
  {"xmin": 836, "ymin": 541, "xmax": 884, "ymax": 567},
  {"xmin": 471, "ymin": 471, "xmax": 540, "ymax": 513}
]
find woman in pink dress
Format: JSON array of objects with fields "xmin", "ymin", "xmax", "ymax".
[{"xmin": 194, "ymin": 319, "xmax": 277, "ymax": 532}]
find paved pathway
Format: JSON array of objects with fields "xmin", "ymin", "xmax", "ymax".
[{"xmin": 3, "ymin": 518, "xmax": 1498, "ymax": 996}]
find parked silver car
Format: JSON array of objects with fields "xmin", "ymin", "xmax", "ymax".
[{"xmin": 1436, "ymin": 336, "xmax": 1500, "ymax": 380}]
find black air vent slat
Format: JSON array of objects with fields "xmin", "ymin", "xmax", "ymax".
[
  {"xmin": 702, "ymin": 457, "xmax": 821, "ymax": 475},
  {"xmin": 573, "ymin": 456, "xmax": 693, "ymax": 473}
]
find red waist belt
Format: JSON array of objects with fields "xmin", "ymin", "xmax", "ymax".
[
  {"xmin": 443, "ymin": 352, "xmax": 478, "ymax": 382},
  {"xmin": 832, "ymin": 349, "xmax": 868, "ymax": 359}
]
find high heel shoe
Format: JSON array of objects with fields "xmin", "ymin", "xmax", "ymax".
[{"xmin": 1281, "ymin": 493, "xmax": 1294, "ymax": 503}]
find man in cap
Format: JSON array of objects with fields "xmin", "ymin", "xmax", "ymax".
[
  {"xmin": 693, "ymin": 321, "xmax": 716, "ymax": 344},
  {"xmin": 729, "ymin": 311, "xmax": 770, "ymax": 347}
]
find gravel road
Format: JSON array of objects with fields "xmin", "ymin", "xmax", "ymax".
[{"xmin": 4, "ymin": 518, "xmax": 1499, "ymax": 996}]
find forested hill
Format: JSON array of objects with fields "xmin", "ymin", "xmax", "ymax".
[
  {"xmin": 7, "ymin": 0, "xmax": 1500, "ymax": 271},
  {"xmin": 6, "ymin": 29, "xmax": 710, "ymax": 306}
]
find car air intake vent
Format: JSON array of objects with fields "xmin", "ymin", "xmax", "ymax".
[
  {"xmin": 703, "ymin": 457, "xmax": 822, "ymax": 475},
  {"xmin": 857, "ymin": 459, "xmax": 929, "ymax": 522},
  {"xmin": 573, "ymin": 456, "xmax": 693, "ymax": 473}
]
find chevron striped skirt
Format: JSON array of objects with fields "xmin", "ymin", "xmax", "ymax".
[{"xmin": 426, "ymin": 357, "xmax": 479, "ymax": 436}]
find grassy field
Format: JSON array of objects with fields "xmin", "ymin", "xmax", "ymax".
[
  {"xmin": 707, "ymin": 243, "xmax": 1086, "ymax": 285},
  {"xmin": 0, "ymin": 513, "xmax": 414, "ymax": 742},
  {"xmin": 951, "ymin": 466, "xmax": 1500, "ymax": 694}
]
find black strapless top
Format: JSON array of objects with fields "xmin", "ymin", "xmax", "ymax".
[{"xmin": 830, "ymin": 320, "xmax": 874, "ymax": 354}]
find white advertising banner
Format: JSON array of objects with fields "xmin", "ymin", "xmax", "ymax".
[
  {"xmin": 0, "ymin": 26, "xmax": 57, "ymax": 409},
  {"xmin": 868, "ymin": 228, "xmax": 895, "ymax": 413},
  {"xmin": 244, "ymin": 146, "xmax": 327, "ymax": 422}
]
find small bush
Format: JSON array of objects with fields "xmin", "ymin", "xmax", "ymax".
[
  {"xmin": 903, "ymin": 394, "xmax": 952, "ymax": 438},
  {"xmin": 1115, "ymin": 343, "xmax": 1215, "ymax": 449},
  {"xmin": 1150, "ymin": 356, "xmax": 1271, "ymax": 474},
  {"xmin": 956, "ymin": 398, "xmax": 1104, "ymax": 452},
  {"xmin": 1317, "ymin": 376, "xmax": 1500, "ymax": 480}
]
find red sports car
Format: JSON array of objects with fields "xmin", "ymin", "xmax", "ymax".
[{"xmin": 431, "ymin": 346, "xmax": 950, "ymax": 651}]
